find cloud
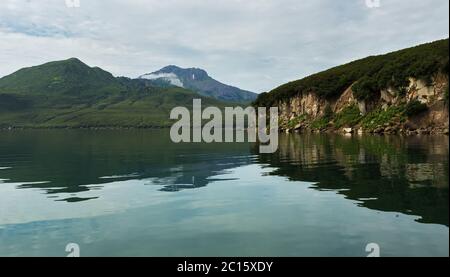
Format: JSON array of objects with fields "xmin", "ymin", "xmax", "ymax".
[{"xmin": 0, "ymin": 0, "xmax": 448, "ymax": 93}]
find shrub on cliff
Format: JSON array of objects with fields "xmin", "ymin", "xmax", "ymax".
[
  {"xmin": 334, "ymin": 105, "xmax": 362, "ymax": 128},
  {"xmin": 361, "ymin": 105, "xmax": 406, "ymax": 131},
  {"xmin": 311, "ymin": 117, "xmax": 329, "ymax": 130},
  {"xmin": 323, "ymin": 104, "xmax": 334, "ymax": 120},
  {"xmin": 352, "ymin": 76, "xmax": 380, "ymax": 101},
  {"xmin": 405, "ymin": 100, "xmax": 428, "ymax": 117}
]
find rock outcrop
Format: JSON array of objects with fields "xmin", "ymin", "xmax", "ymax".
[{"xmin": 279, "ymin": 74, "xmax": 449, "ymax": 135}]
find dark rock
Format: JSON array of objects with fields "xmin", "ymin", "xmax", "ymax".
[
  {"xmin": 404, "ymin": 120, "xmax": 419, "ymax": 131},
  {"xmin": 374, "ymin": 128, "xmax": 384, "ymax": 134}
]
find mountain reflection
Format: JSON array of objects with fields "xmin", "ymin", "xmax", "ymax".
[
  {"xmin": 0, "ymin": 130, "xmax": 254, "ymax": 197},
  {"xmin": 0, "ymin": 130, "xmax": 448, "ymax": 226}
]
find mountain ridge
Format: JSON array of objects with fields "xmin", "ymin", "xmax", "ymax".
[
  {"xmin": 0, "ymin": 58, "xmax": 236, "ymax": 128},
  {"xmin": 140, "ymin": 65, "xmax": 257, "ymax": 103}
]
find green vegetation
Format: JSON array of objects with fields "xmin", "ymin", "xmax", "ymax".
[
  {"xmin": 352, "ymin": 76, "xmax": 381, "ymax": 101},
  {"xmin": 361, "ymin": 105, "xmax": 406, "ymax": 131},
  {"xmin": 290, "ymin": 104, "xmax": 411, "ymax": 132},
  {"xmin": 295, "ymin": 100, "xmax": 432, "ymax": 132},
  {"xmin": 0, "ymin": 87, "xmax": 231, "ymax": 128},
  {"xmin": 311, "ymin": 117, "xmax": 329, "ymax": 130},
  {"xmin": 323, "ymin": 104, "xmax": 333, "ymax": 120},
  {"xmin": 0, "ymin": 58, "xmax": 122, "ymax": 96},
  {"xmin": 286, "ymin": 114, "xmax": 308, "ymax": 129},
  {"xmin": 310, "ymin": 105, "xmax": 333, "ymax": 130},
  {"xmin": 254, "ymin": 39, "xmax": 449, "ymax": 107},
  {"xmin": 334, "ymin": 105, "xmax": 362, "ymax": 128}
]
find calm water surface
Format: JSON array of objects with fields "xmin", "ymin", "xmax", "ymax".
[{"xmin": 0, "ymin": 130, "xmax": 448, "ymax": 257}]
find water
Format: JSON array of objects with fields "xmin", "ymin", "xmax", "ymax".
[{"xmin": 0, "ymin": 130, "xmax": 448, "ymax": 257}]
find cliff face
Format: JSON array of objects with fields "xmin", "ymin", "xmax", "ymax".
[
  {"xmin": 254, "ymin": 39, "xmax": 449, "ymax": 135},
  {"xmin": 279, "ymin": 73, "xmax": 449, "ymax": 135}
]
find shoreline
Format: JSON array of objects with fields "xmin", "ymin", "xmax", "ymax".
[
  {"xmin": 281, "ymin": 128, "xmax": 449, "ymax": 136},
  {"xmin": 0, "ymin": 126, "xmax": 171, "ymax": 131},
  {"xmin": 281, "ymin": 125, "xmax": 449, "ymax": 136},
  {"xmin": 1, "ymin": 125, "xmax": 449, "ymax": 136}
]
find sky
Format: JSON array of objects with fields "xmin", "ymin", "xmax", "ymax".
[{"xmin": 0, "ymin": 0, "xmax": 449, "ymax": 93}]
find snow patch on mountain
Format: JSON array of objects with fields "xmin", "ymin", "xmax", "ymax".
[{"xmin": 140, "ymin": 72, "xmax": 184, "ymax": 88}]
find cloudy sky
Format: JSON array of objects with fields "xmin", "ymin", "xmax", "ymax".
[{"xmin": 0, "ymin": 0, "xmax": 448, "ymax": 93}]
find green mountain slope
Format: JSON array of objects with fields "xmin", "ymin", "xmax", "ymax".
[
  {"xmin": 255, "ymin": 39, "xmax": 449, "ymax": 107},
  {"xmin": 0, "ymin": 58, "xmax": 231, "ymax": 128},
  {"xmin": 0, "ymin": 58, "xmax": 121, "ymax": 96}
]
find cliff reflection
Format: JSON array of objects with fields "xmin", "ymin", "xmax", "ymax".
[{"xmin": 255, "ymin": 133, "xmax": 449, "ymax": 226}]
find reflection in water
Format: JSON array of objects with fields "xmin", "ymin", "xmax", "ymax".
[
  {"xmin": 0, "ymin": 130, "xmax": 448, "ymax": 226},
  {"xmin": 0, "ymin": 130, "xmax": 254, "ymax": 196},
  {"xmin": 56, "ymin": 197, "xmax": 99, "ymax": 203},
  {"xmin": 0, "ymin": 130, "xmax": 448, "ymax": 257},
  {"xmin": 255, "ymin": 134, "xmax": 449, "ymax": 226}
]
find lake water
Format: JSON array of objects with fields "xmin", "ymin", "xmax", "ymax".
[{"xmin": 0, "ymin": 130, "xmax": 448, "ymax": 257}]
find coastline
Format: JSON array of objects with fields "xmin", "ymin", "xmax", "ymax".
[
  {"xmin": 281, "ymin": 127, "xmax": 449, "ymax": 136},
  {"xmin": 2, "ymin": 125, "xmax": 449, "ymax": 136},
  {"xmin": 0, "ymin": 125, "xmax": 171, "ymax": 131}
]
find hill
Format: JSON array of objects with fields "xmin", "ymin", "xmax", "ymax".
[
  {"xmin": 254, "ymin": 39, "xmax": 449, "ymax": 135},
  {"xmin": 255, "ymin": 39, "xmax": 448, "ymax": 105}
]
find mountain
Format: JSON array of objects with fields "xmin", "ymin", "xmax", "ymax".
[
  {"xmin": 254, "ymin": 39, "xmax": 449, "ymax": 134},
  {"xmin": 140, "ymin": 65, "xmax": 257, "ymax": 103},
  {"xmin": 0, "ymin": 58, "xmax": 231, "ymax": 128},
  {"xmin": 0, "ymin": 58, "xmax": 123, "ymax": 94}
]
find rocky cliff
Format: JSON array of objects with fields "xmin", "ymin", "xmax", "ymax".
[
  {"xmin": 279, "ymin": 73, "xmax": 448, "ymax": 135},
  {"xmin": 254, "ymin": 39, "xmax": 449, "ymax": 136}
]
